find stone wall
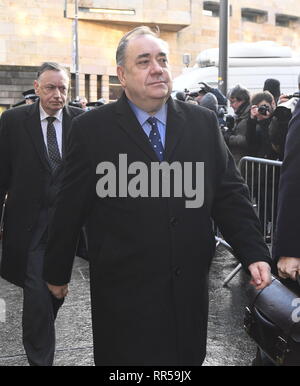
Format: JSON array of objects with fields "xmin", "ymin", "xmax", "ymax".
[
  {"xmin": 0, "ymin": 65, "xmax": 39, "ymax": 106},
  {"xmin": 1, "ymin": 0, "xmax": 300, "ymax": 106}
]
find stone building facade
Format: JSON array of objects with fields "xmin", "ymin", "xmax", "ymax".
[{"xmin": 1, "ymin": 0, "xmax": 300, "ymax": 109}]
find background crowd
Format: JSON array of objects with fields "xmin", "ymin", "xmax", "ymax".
[{"xmin": 179, "ymin": 75, "xmax": 300, "ymax": 164}]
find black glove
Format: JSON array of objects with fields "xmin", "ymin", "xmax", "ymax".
[{"xmin": 198, "ymin": 82, "xmax": 213, "ymax": 93}]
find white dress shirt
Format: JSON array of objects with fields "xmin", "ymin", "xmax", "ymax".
[{"xmin": 39, "ymin": 104, "xmax": 63, "ymax": 156}]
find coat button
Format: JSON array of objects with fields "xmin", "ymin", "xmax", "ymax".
[
  {"xmin": 174, "ymin": 267, "xmax": 181, "ymax": 276},
  {"xmin": 170, "ymin": 217, "xmax": 178, "ymax": 226}
]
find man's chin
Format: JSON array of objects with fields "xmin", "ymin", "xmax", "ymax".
[
  {"xmin": 50, "ymin": 103, "xmax": 63, "ymax": 110},
  {"xmin": 150, "ymin": 89, "xmax": 171, "ymax": 100}
]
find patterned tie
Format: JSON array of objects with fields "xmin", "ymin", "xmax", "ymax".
[
  {"xmin": 147, "ymin": 117, "xmax": 164, "ymax": 161},
  {"xmin": 46, "ymin": 116, "xmax": 62, "ymax": 171}
]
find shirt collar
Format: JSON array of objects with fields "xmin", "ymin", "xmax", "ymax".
[
  {"xmin": 39, "ymin": 103, "xmax": 63, "ymax": 122},
  {"xmin": 128, "ymin": 100, "xmax": 167, "ymax": 127}
]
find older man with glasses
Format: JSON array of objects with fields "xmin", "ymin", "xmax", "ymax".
[{"xmin": 0, "ymin": 62, "xmax": 84, "ymax": 366}]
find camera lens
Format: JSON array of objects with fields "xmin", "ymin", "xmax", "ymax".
[{"xmin": 258, "ymin": 104, "xmax": 270, "ymax": 116}]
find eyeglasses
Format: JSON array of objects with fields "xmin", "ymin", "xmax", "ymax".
[{"xmin": 41, "ymin": 85, "xmax": 68, "ymax": 95}]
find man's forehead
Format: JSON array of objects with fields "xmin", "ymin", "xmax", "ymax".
[
  {"xmin": 39, "ymin": 70, "xmax": 69, "ymax": 83},
  {"xmin": 128, "ymin": 35, "xmax": 169, "ymax": 56}
]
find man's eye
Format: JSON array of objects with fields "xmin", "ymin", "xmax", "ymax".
[
  {"xmin": 159, "ymin": 58, "xmax": 168, "ymax": 65},
  {"xmin": 138, "ymin": 60, "xmax": 149, "ymax": 66}
]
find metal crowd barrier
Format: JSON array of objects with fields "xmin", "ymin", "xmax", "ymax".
[{"xmin": 220, "ymin": 156, "xmax": 282, "ymax": 286}]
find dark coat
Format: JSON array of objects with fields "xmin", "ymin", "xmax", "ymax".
[
  {"xmin": 274, "ymin": 98, "xmax": 300, "ymax": 259},
  {"xmin": 226, "ymin": 102, "xmax": 250, "ymax": 164},
  {"xmin": 246, "ymin": 116, "xmax": 278, "ymax": 160},
  {"xmin": 43, "ymin": 93, "xmax": 271, "ymax": 366},
  {"xmin": 0, "ymin": 101, "xmax": 83, "ymax": 287}
]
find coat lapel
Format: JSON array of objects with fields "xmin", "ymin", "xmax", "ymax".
[
  {"xmin": 115, "ymin": 93, "xmax": 161, "ymax": 162},
  {"xmin": 24, "ymin": 102, "xmax": 52, "ymax": 173},
  {"xmin": 164, "ymin": 98, "xmax": 185, "ymax": 162},
  {"xmin": 61, "ymin": 105, "xmax": 72, "ymax": 159}
]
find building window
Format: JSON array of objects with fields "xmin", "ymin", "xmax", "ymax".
[
  {"xmin": 109, "ymin": 76, "xmax": 123, "ymax": 101},
  {"xmin": 97, "ymin": 75, "xmax": 102, "ymax": 100},
  {"xmin": 241, "ymin": 8, "xmax": 268, "ymax": 24},
  {"xmin": 276, "ymin": 14, "xmax": 300, "ymax": 28},
  {"xmin": 71, "ymin": 73, "xmax": 76, "ymax": 100},
  {"xmin": 85, "ymin": 74, "xmax": 90, "ymax": 101},
  {"xmin": 203, "ymin": 1, "xmax": 232, "ymax": 17}
]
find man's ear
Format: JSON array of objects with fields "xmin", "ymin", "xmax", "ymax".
[
  {"xmin": 34, "ymin": 80, "xmax": 40, "ymax": 96},
  {"xmin": 117, "ymin": 66, "xmax": 126, "ymax": 88}
]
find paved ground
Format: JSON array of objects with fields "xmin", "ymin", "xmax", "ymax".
[{"xmin": 0, "ymin": 244, "xmax": 257, "ymax": 366}]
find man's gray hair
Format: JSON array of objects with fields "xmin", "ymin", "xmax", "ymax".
[
  {"xmin": 116, "ymin": 26, "xmax": 166, "ymax": 66},
  {"xmin": 37, "ymin": 62, "xmax": 69, "ymax": 80}
]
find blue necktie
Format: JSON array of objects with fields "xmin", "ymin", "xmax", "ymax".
[{"xmin": 147, "ymin": 117, "xmax": 164, "ymax": 161}]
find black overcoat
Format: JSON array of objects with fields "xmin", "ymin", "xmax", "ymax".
[
  {"xmin": 44, "ymin": 93, "xmax": 271, "ymax": 365},
  {"xmin": 0, "ymin": 101, "xmax": 83, "ymax": 287},
  {"xmin": 274, "ymin": 98, "xmax": 300, "ymax": 259}
]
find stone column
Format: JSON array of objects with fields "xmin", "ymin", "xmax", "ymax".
[
  {"xmin": 101, "ymin": 74, "xmax": 110, "ymax": 102},
  {"xmin": 79, "ymin": 73, "xmax": 85, "ymax": 98},
  {"xmin": 89, "ymin": 74, "xmax": 97, "ymax": 102}
]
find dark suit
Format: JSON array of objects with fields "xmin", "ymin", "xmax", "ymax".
[
  {"xmin": 0, "ymin": 101, "xmax": 83, "ymax": 365},
  {"xmin": 274, "ymin": 98, "xmax": 300, "ymax": 259},
  {"xmin": 44, "ymin": 93, "xmax": 271, "ymax": 366}
]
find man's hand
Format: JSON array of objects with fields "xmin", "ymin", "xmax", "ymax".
[
  {"xmin": 248, "ymin": 261, "xmax": 272, "ymax": 290},
  {"xmin": 277, "ymin": 257, "xmax": 300, "ymax": 280},
  {"xmin": 250, "ymin": 105, "xmax": 271, "ymax": 121},
  {"xmin": 278, "ymin": 94, "xmax": 290, "ymax": 105},
  {"xmin": 47, "ymin": 283, "xmax": 69, "ymax": 299}
]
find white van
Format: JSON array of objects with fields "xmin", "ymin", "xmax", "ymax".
[{"xmin": 172, "ymin": 41, "xmax": 300, "ymax": 96}]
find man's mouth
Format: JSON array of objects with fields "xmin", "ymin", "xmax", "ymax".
[{"xmin": 148, "ymin": 80, "xmax": 167, "ymax": 86}]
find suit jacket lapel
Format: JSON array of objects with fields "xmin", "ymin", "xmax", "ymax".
[
  {"xmin": 61, "ymin": 105, "xmax": 72, "ymax": 159},
  {"xmin": 116, "ymin": 93, "xmax": 160, "ymax": 162},
  {"xmin": 24, "ymin": 102, "xmax": 52, "ymax": 173}
]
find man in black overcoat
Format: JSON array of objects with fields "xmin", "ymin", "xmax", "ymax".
[
  {"xmin": 275, "ymin": 98, "xmax": 300, "ymax": 279},
  {"xmin": 43, "ymin": 27, "xmax": 272, "ymax": 366},
  {"xmin": 0, "ymin": 62, "xmax": 83, "ymax": 365}
]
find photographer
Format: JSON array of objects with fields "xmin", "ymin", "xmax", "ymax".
[
  {"xmin": 246, "ymin": 91, "xmax": 278, "ymax": 244},
  {"xmin": 269, "ymin": 95, "xmax": 299, "ymax": 160},
  {"xmin": 225, "ymin": 85, "xmax": 251, "ymax": 164},
  {"xmin": 268, "ymin": 75, "xmax": 300, "ymax": 160},
  {"xmin": 246, "ymin": 91, "xmax": 277, "ymax": 159}
]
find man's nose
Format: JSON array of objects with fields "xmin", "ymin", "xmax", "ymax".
[
  {"xmin": 150, "ymin": 60, "xmax": 163, "ymax": 74},
  {"xmin": 53, "ymin": 87, "xmax": 62, "ymax": 98}
]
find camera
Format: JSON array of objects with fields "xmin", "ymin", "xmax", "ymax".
[
  {"xmin": 273, "ymin": 94, "xmax": 300, "ymax": 120},
  {"xmin": 285, "ymin": 92, "xmax": 300, "ymax": 99},
  {"xmin": 258, "ymin": 104, "xmax": 270, "ymax": 116},
  {"xmin": 175, "ymin": 89, "xmax": 202, "ymax": 102}
]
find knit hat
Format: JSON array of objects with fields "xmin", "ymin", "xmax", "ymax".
[
  {"xmin": 199, "ymin": 92, "xmax": 218, "ymax": 114},
  {"xmin": 263, "ymin": 78, "xmax": 281, "ymax": 103}
]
